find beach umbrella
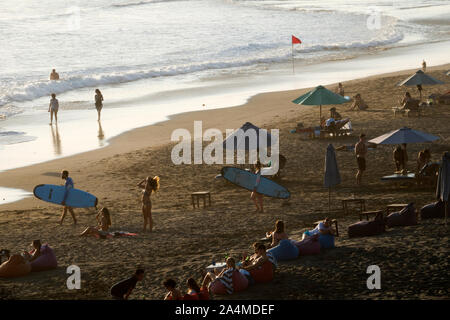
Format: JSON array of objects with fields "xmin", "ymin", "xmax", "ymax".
[
  {"xmin": 398, "ymin": 70, "xmax": 444, "ymax": 100},
  {"xmin": 292, "ymin": 85, "xmax": 350, "ymax": 123},
  {"xmin": 436, "ymin": 152, "xmax": 450, "ymax": 226},
  {"xmin": 222, "ymin": 122, "xmax": 271, "ymax": 151},
  {"xmin": 324, "ymin": 144, "xmax": 341, "ymax": 214},
  {"xmin": 369, "ymin": 127, "xmax": 439, "ymax": 145}
]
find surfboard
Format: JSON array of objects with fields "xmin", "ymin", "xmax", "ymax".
[
  {"xmin": 33, "ymin": 184, "xmax": 98, "ymax": 208},
  {"xmin": 221, "ymin": 167, "xmax": 290, "ymax": 199}
]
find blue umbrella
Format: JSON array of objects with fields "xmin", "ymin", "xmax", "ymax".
[
  {"xmin": 436, "ymin": 152, "xmax": 450, "ymax": 225},
  {"xmin": 324, "ymin": 144, "xmax": 341, "ymax": 213},
  {"xmin": 222, "ymin": 122, "xmax": 272, "ymax": 151},
  {"xmin": 369, "ymin": 127, "xmax": 439, "ymax": 145}
]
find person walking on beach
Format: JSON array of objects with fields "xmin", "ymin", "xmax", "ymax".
[
  {"xmin": 354, "ymin": 133, "xmax": 367, "ymax": 186},
  {"xmin": 48, "ymin": 93, "xmax": 59, "ymax": 125},
  {"xmin": 336, "ymin": 83, "xmax": 345, "ymax": 96},
  {"xmin": 251, "ymin": 161, "xmax": 264, "ymax": 213},
  {"xmin": 60, "ymin": 170, "xmax": 77, "ymax": 225},
  {"xmin": 50, "ymin": 69, "xmax": 59, "ymax": 80},
  {"xmin": 110, "ymin": 269, "xmax": 145, "ymax": 300},
  {"xmin": 137, "ymin": 176, "xmax": 160, "ymax": 232},
  {"xmin": 95, "ymin": 89, "xmax": 104, "ymax": 121}
]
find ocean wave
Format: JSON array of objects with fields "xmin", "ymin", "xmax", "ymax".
[
  {"xmin": 0, "ymin": 131, "xmax": 37, "ymax": 145},
  {"xmin": 111, "ymin": 0, "xmax": 183, "ymax": 8}
]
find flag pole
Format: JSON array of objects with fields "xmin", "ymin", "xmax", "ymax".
[{"xmin": 292, "ymin": 41, "xmax": 295, "ymax": 75}]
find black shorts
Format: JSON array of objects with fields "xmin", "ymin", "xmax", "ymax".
[{"xmin": 357, "ymin": 156, "xmax": 366, "ymax": 171}]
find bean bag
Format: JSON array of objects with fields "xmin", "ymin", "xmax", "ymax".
[
  {"xmin": 386, "ymin": 203, "xmax": 417, "ymax": 227},
  {"xmin": 348, "ymin": 218, "xmax": 385, "ymax": 238},
  {"xmin": 319, "ymin": 234, "xmax": 335, "ymax": 249},
  {"xmin": 420, "ymin": 201, "xmax": 446, "ymax": 219},
  {"xmin": 198, "ymin": 288, "xmax": 210, "ymax": 300},
  {"xmin": 249, "ymin": 260, "xmax": 274, "ymax": 284},
  {"xmin": 267, "ymin": 239, "xmax": 299, "ymax": 261},
  {"xmin": 0, "ymin": 254, "xmax": 31, "ymax": 278},
  {"xmin": 291, "ymin": 235, "xmax": 320, "ymax": 256},
  {"xmin": 209, "ymin": 270, "xmax": 248, "ymax": 295},
  {"xmin": 30, "ymin": 244, "xmax": 57, "ymax": 272},
  {"xmin": 183, "ymin": 293, "xmax": 199, "ymax": 300}
]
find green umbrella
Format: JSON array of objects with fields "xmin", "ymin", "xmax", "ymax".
[{"xmin": 292, "ymin": 85, "xmax": 350, "ymax": 123}]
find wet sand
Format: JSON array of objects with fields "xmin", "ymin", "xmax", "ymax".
[{"xmin": 0, "ymin": 64, "xmax": 449, "ymax": 300}]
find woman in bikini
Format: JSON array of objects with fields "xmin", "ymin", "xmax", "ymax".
[
  {"xmin": 79, "ymin": 207, "xmax": 111, "ymax": 238},
  {"xmin": 266, "ymin": 220, "xmax": 288, "ymax": 248},
  {"xmin": 95, "ymin": 89, "xmax": 104, "ymax": 121},
  {"xmin": 137, "ymin": 176, "xmax": 160, "ymax": 232}
]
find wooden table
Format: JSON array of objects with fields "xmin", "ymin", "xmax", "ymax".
[
  {"xmin": 341, "ymin": 198, "xmax": 366, "ymax": 216},
  {"xmin": 313, "ymin": 219, "xmax": 339, "ymax": 237},
  {"xmin": 191, "ymin": 191, "xmax": 211, "ymax": 209},
  {"xmin": 360, "ymin": 210, "xmax": 383, "ymax": 221},
  {"xmin": 386, "ymin": 204, "xmax": 408, "ymax": 215}
]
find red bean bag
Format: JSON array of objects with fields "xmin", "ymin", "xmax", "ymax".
[
  {"xmin": 249, "ymin": 260, "xmax": 273, "ymax": 283},
  {"xmin": 292, "ymin": 235, "xmax": 320, "ymax": 256},
  {"xmin": 30, "ymin": 244, "xmax": 57, "ymax": 272},
  {"xmin": 198, "ymin": 288, "xmax": 210, "ymax": 300},
  {"xmin": 421, "ymin": 201, "xmax": 447, "ymax": 219},
  {"xmin": 209, "ymin": 270, "xmax": 248, "ymax": 295},
  {"xmin": 0, "ymin": 254, "xmax": 31, "ymax": 278},
  {"xmin": 386, "ymin": 203, "xmax": 417, "ymax": 227},
  {"xmin": 348, "ymin": 218, "xmax": 385, "ymax": 238},
  {"xmin": 183, "ymin": 293, "xmax": 200, "ymax": 300}
]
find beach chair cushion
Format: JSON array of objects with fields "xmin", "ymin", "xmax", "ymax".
[
  {"xmin": 291, "ymin": 235, "xmax": 320, "ymax": 256},
  {"xmin": 249, "ymin": 260, "xmax": 274, "ymax": 284},
  {"xmin": 30, "ymin": 244, "xmax": 57, "ymax": 272},
  {"xmin": 0, "ymin": 254, "xmax": 31, "ymax": 278},
  {"xmin": 209, "ymin": 270, "xmax": 248, "ymax": 295},
  {"xmin": 420, "ymin": 201, "xmax": 446, "ymax": 219},
  {"xmin": 267, "ymin": 239, "xmax": 299, "ymax": 261},
  {"xmin": 348, "ymin": 218, "xmax": 385, "ymax": 238},
  {"xmin": 319, "ymin": 234, "xmax": 335, "ymax": 249},
  {"xmin": 386, "ymin": 203, "xmax": 417, "ymax": 227}
]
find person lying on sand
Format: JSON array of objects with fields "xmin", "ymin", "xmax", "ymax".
[
  {"xmin": 251, "ymin": 161, "xmax": 264, "ymax": 213},
  {"xmin": 302, "ymin": 218, "xmax": 335, "ymax": 240},
  {"xmin": 110, "ymin": 268, "xmax": 145, "ymax": 300},
  {"xmin": 201, "ymin": 257, "xmax": 236, "ymax": 290},
  {"xmin": 137, "ymin": 176, "xmax": 160, "ymax": 232},
  {"xmin": 163, "ymin": 278, "xmax": 182, "ymax": 300},
  {"xmin": 22, "ymin": 240, "xmax": 41, "ymax": 262},
  {"xmin": 350, "ymin": 93, "xmax": 368, "ymax": 111},
  {"xmin": 266, "ymin": 220, "xmax": 288, "ymax": 248},
  {"xmin": 79, "ymin": 207, "xmax": 111, "ymax": 238}
]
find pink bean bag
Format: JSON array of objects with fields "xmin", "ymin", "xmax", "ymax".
[
  {"xmin": 292, "ymin": 234, "xmax": 321, "ymax": 256},
  {"xmin": 209, "ymin": 270, "xmax": 248, "ymax": 295},
  {"xmin": 249, "ymin": 260, "xmax": 274, "ymax": 284},
  {"xmin": 30, "ymin": 244, "xmax": 57, "ymax": 272},
  {"xmin": 0, "ymin": 254, "xmax": 31, "ymax": 278}
]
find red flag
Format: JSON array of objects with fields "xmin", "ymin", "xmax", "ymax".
[{"xmin": 292, "ymin": 35, "xmax": 301, "ymax": 44}]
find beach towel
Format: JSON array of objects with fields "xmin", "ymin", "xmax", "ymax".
[
  {"xmin": 420, "ymin": 201, "xmax": 447, "ymax": 219},
  {"xmin": 386, "ymin": 203, "xmax": 417, "ymax": 227},
  {"xmin": 94, "ymin": 231, "xmax": 138, "ymax": 239}
]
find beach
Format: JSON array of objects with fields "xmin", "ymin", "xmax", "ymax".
[{"xmin": 1, "ymin": 65, "xmax": 449, "ymax": 300}]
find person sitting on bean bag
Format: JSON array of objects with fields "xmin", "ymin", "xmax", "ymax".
[
  {"xmin": 266, "ymin": 220, "xmax": 288, "ymax": 248},
  {"xmin": 0, "ymin": 254, "xmax": 31, "ymax": 278},
  {"xmin": 22, "ymin": 240, "xmax": 42, "ymax": 262},
  {"xmin": 183, "ymin": 278, "xmax": 210, "ymax": 300},
  {"xmin": 163, "ymin": 278, "xmax": 182, "ymax": 300},
  {"xmin": 302, "ymin": 218, "xmax": 335, "ymax": 239},
  {"xmin": 240, "ymin": 243, "xmax": 273, "ymax": 284},
  {"xmin": 202, "ymin": 257, "xmax": 248, "ymax": 295}
]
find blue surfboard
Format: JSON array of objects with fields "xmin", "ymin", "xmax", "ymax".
[
  {"xmin": 221, "ymin": 167, "xmax": 290, "ymax": 199},
  {"xmin": 33, "ymin": 184, "xmax": 98, "ymax": 208}
]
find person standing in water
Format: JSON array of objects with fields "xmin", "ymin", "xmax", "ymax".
[
  {"xmin": 50, "ymin": 69, "xmax": 59, "ymax": 80},
  {"xmin": 60, "ymin": 170, "xmax": 77, "ymax": 225},
  {"xmin": 94, "ymin": 89, "xmax": 104, "ymax": 121},
  {"xmin": 48, "ymin": 93, "xmax": 59, "ymax": 125},
  {"xmin": 137, "ymin": 176, "xmax": 160, "ymax": 232},
  {"xmin": 251, "ymin": 160, "xmax": 264, "ymax": 213}
]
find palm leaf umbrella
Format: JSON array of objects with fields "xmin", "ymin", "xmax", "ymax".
[
  {"xmin": 292, "ymin": 85, "xmax": 350, "ymax": 123},
  {"xmin": 324, "ymin": 144, "xmax": 341, "ymax": 215},
  {"xmin": 436, "ymin": 152, "xmax": 450, "ymax": 226},
  {"xmin": 398, "ymin": 70, "xmax": 444, "ymax": 100}
]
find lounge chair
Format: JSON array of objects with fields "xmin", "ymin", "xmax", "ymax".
[{"xmin": 392, "ymin": 99, "xmax": 421, "ymax": 117}]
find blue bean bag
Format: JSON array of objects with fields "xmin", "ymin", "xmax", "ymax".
[
  {"xmin": 267, "ymin": 239, "xmax": 299, "ymax": 261},
  {"xmin": 318, "ymin": 234, "xmax": 335, "ymax": 249}
]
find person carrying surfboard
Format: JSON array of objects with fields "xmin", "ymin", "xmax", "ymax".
[
  {"xmin": 251, "ymin": 161, "xmax": 264, "ymax": 213},
  {"xmin": 137, "ymin": 176, "xmax": 160, "ymax": 232},
  {"xmin": 60, "ymin": 170, "xmax": 77, "ymax": 225}
]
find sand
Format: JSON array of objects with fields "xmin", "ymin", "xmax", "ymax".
[{"xmin": 0, "ymin": 64, "xmax": 449, "ymax": 300}]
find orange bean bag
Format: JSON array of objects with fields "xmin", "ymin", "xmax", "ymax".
[
  {"xmin": 249, "ymin": 260, "xmax": 273, "ymax": 283},
  {"xmin": 209, "ymin": 270, "xmax": 248, "ymax": 295},
  {"xmin": 0, "ymin": 254, "xmax": 31, "ymax": 278}
]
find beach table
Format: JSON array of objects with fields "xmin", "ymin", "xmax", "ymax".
[
  {"xmin": 205, "ymin": 262, "xmax": 227, "ymax": 273},
  {"xmin": 313, "ymin": 219, "xmax": 339, "ymax": 237},
  {"xmin": 359, "ymin": 210, "xmax": 383, "ymax": 221},
  {"xmin": 381, "ymin": 173, "xmax": 415, "ymax": 181},
  {"xmin": 341, "ymin": 198, "xmax": 366, "ymax": 216},
  {"xmin": 191, "ymin": 191, "xmax": 211, "ymax": 209},
  {"xmin": 386, "ymin": 204, "xmax": 409, "ymax": 215}
]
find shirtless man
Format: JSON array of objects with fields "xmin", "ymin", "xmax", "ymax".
[
  {"xmin": 50, "ymin": 69, "xmax": 59, "ymax": 80},
  {"xmin": 355, "ymin": 133, "xmax": 368, "ymax": 186}
]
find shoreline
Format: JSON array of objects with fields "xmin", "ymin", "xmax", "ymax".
[{"xmin": 0, "ymin": 62, "xmax": 449, "ymax": 210}]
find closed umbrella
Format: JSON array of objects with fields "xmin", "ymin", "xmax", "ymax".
[
  {"xmin": 292, "ymin": 85, "xmax": 349, "ymax": 123},
  {"xmin": 436, "ymin": 152, "xmax": 450, "ymax": 226},
  {"xmin": 369, "ymin": 127, "xmax": 439, "ymax": 145},
  {"xmin": 324, "ymin": 144, "xmax": 341, "ymax": 214},
  {"xmin": 222, "ymin": 122, "xmax": 271, "ymax": 151},
  {"xmin": 398, "ymin": 70, "xmax": 444, "ymax": 100}
]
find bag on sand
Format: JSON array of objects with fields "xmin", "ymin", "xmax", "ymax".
[
  {"xmin": 386, "ymin": 203, "xmax": 417, "ymax": 227},
  {"xmin": 420, "ymin": 201, "xmax": 446, "ymax": 219},
  {"xmin": 348, "ymin": 214, "xmax": 385, "ymax": 238}
]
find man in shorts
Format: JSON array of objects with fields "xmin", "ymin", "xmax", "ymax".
[
  {"xmin": 355, "ymin": 133, "xmax": 368, "ymax": 186},
  {"xmin": 110, "ymin": 269, "xmax": 145, "ymax": 300}
]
